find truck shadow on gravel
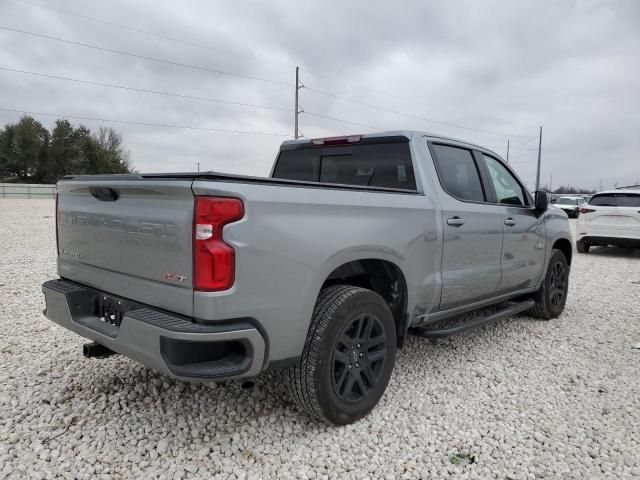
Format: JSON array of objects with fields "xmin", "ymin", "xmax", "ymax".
[
  {"xmin": 583, "ymin": 246, "xmax": 640, "ymax": 258},
  {"xmin": 62, "ymin": 360, "xmax": 309, "ymax": 428},
  {"xmin": 50, "ymin": 310, "xmax": 554, "ymax": 440}
]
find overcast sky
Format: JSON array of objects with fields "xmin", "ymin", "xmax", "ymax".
[{"xmin": 1, "ymin": 0, "xmax": 638, "ymax": 189}]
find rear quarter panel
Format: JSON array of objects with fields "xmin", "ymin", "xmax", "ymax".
[{"xmin": 192, "ymin": 180, "xmax": 440, "ymax": 361}]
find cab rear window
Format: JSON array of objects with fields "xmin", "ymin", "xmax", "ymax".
[
  {"xmin": 589, "ymin": 193, "xmax": 640, "ymax": 207},
  {"xmin": 272, "ymin": 142, "xmax": 416, "ymax": 190}
]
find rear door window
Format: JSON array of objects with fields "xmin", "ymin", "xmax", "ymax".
[
  {"xmin": 589, "ymin": 193, "xmax": 640, "ymax": 207},
  {"xmin": 272, "ymin": 142, "xmax": 416, "ymax": 190},
  {"xmin": 430, "ymin": 144, "xmax": 485, "ymax": 202}
]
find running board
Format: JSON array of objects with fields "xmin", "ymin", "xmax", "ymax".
[{"xmin": 409, "ymin": 299, "xmax": 535, "ymax": 339}]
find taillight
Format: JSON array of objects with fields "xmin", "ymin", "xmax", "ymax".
[
  {"xmin": 55, "ymin": 192, "xmax": 59, "ymax": 255},
  {"xmin": 580, "ymin": 208, "xmax": 596, "ymax": 214},
  {"xmin": 193, "ymin": 196, "xmax": 244, "ymax": 291}
]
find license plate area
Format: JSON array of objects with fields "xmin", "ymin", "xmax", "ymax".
[{"xmin": 96, "ymin": 293, "xmax": 126, "ymax": 327}]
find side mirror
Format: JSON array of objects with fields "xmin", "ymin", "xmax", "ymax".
[{"xmin": 535, "ymin": 190, "xmax": 548, "ymax": 211}]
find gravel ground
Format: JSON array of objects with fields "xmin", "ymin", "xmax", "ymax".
[{"xmin": 1, "ymin": 198, "xmax": 639, "ymax": 479}]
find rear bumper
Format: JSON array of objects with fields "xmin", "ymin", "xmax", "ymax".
[
  {"xmin": 42, "ymin": 279, "xmax": 266, "ymax": 381},
  {"xmin": 578, "ymin": 235, "xmax": 640, "ymax": 247}
]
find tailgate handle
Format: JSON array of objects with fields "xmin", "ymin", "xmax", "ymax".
[{"xmin": 90, "ymin": 187, "xmax": 119, "ymax": 202}]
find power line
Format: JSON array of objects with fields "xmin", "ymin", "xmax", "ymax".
[
  {"xmin": 302, "ymin": 111, "xmax": 384, "ymax": 131},
  {"xmin": 515, "ymin": 136, "xmax": 539, "ymax": 149},
  {"xmin": 0, "ymin": 10, "xmax": 539, "ymax": 142},
  {"xmin": 0, "ymin": 66, "xmax": 292, "ymax": 112},
  {"xmin": 505, "ymin": 150, "xmax": 536, "ymax": 159},
  {"xmin": 0, "ymin": 107, "xmax": 290, "ymax": 136},
  {"xmin": 9, "ymin": 0, "xmax": 449, "ymax": 108},
  {"xmin": 303, "ymin": 85, "xmax": 536, "ymax": 138},
  {"xmin": 0, "ymin": 26, "xmax": 293, "ymax": 87},
  {"xmin": 483, "ymin": 139, "xmax": 538, "ymax": 150},
  {"xmin": 508, "ymin": 146, "xmax": 538, "ymax": 151},
  {"xmin": 0, "ymin": 15, "xmax": 538, "ymax": 140},
  {"xmin": 9, "ymin": 0, "xmax": 293, "ymax": 69},
  {"xmin": 300, "ymin": 68, "xmax": 420, "ymax": 106}
]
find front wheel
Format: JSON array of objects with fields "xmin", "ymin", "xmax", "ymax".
[
  {"xmin": 527, "ymin": 249, "xmax": 570, "ymax": 319},
  {"xmin": 287, "ymin": 285, "xmax": 396, "ymax": 425}
]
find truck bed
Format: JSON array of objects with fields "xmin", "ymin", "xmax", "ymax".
[{"xmin": 63, "ymin": 170, "xmax": 420, "ymax": 194}]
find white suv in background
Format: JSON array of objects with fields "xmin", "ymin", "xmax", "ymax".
[{"xmin": 576, "ymin": 189, "xmax": 640, "ymax": 253}]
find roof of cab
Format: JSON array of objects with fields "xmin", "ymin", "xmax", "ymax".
[{"xmin": 280, "ymin": 130, "xmax": 505, "ymax": 160}]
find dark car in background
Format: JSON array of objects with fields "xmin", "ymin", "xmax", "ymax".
[{"xmin": 554, "ymin": 196, "xmax": 586, "ymax": 218}]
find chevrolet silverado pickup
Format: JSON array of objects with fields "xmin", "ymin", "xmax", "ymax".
[{"xmin": 42, "ymin": 131, "xmax": 572, "ymax": 424}]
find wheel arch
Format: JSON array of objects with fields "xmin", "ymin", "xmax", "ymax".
[
  {"xmin": 552, "ymin": 237, "xmax": 573, "ymax": 266},
  {"xmin": 317, "ymin": 255, "xmax": 410, "ymax": 348}
]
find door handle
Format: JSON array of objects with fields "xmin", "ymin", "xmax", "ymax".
[
  {"xmin": 504, "ymin": 218, "xmax": 516, "ymax": 226},
  {"xmin": 447, "ymin": 217, "xmax": 465, "ymax": 227}
]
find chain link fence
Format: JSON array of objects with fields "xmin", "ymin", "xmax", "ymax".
[{"xmin": 0, "ymin": 183, "xmax": 56, "ymax": 199}]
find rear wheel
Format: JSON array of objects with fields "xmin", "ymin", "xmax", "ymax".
[
  {"xmin": 287, "ymin": 285, "xmax": 396, "ymax": 425},
  {"xmin": 576, "ymin": 240, "xmax": 590, "ymax": 253},
  {"xmin": 527, "ymin": 249, "xmax": 569, "ymax": 319}
]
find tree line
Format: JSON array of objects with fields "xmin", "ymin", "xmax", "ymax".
[
  {"xmin": 541, "ymin": 185, "xmax": 596, "ymax": 195},
  {"xmin": 0, "ymin": 116, "xmax": 133, "ymax": 184}
]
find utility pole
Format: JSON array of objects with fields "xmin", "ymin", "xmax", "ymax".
[
  {"xmin": 535, "ymin": 126, "xmax": 542, "ymax": 191},
  {"xmin": 506, "ymin": 139, "xmax": 510, "ymax": 163},
  {"xmin": 549, "ymin": 173, "xmax": 553, "ymax": 192},
  {"xmin": 294, "ymin": 66, "xmax": 301, "ymax": 139},
  {"xmin": 197, "ymin": 162, "xmax": 200, "ymax": 173}
]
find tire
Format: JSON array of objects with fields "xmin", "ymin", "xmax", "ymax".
[
  {"xmin": 527, "ymin": 249, "xmax": 570, "ymax": 319},
  {"xmin": 576, "ymin": 240, "xmax": 590, "ymax": 254},
  {"xmin": 287, "ymin": 285, "xmax": 397, "ymax": 425}
]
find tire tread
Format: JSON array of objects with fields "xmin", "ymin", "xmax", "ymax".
[
  {"xmin": 287, "ymin": 285, "xmax": 371, "ymax": 422},
  {"xmin": 527, "ymin": 249, "xmax": 568, "ymax": 320}
]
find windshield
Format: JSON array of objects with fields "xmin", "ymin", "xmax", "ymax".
[
  {"xmin": 556, "ymin": 197, "xmax": 578, "ymax": 205},
  {"xmin": 589, "ymin": 193, "xmax": 640, "ymax": 207}
]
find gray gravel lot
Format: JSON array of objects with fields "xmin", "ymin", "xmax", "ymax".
[{"xmin": 1, "ymin": 199, "xmax": 640, "ymax": 479}]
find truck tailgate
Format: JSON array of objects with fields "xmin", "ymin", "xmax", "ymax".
[{"xmin": 56, "ymin": 179, "xmax": 195, "ymax": 317}]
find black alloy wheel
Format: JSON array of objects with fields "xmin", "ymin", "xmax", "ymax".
[
  {"xmin": 331, "ymin": 313, "xmax": 387, "ymax": 405},
  {"xmin": 527, "ymin": 248, "xmax": 570, "ymax": 319},
  {"xmin": 548, "ymin": 261, "xmax": 567, "ymax": 309},
  {"xmin": 287, "ymin": 285, "xmax": 397, "ymax": 424}
]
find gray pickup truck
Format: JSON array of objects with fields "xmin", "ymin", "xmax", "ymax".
[{"xmin": 42, "ymin": 131, "xmax": 572, "ymax": 424}]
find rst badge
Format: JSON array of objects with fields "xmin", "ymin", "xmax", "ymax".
[
  {"xmin": 61, "ymin": 249, "xmax": 81, "ymax": 259},
  {"xmin": 162, "ymin": 273, "xmax": 187, "ymax": 283}
]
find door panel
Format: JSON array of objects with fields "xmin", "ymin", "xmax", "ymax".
[
  {"xmin": 498, "ymin": 207, "xmax": 546, "ymax": 292},
  {"xmin": 480, "ymin": 154, "xmax": 546, "ymax": 293},
  {"xmin": 429, "ymin": 143, "xmax": 503, "ymax": 310},
  {"xmin": 440, "ymin": 205, "xmax": 503, "ymax": 309}
]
